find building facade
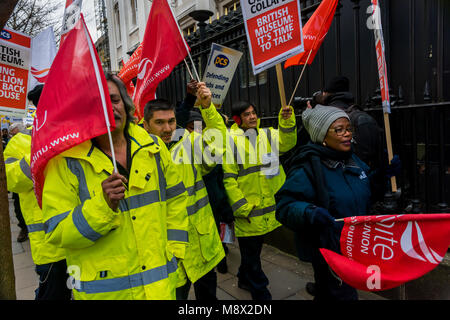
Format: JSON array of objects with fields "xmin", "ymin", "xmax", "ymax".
[{"xmin": 104, "ymin": 0, "xmax": 239, "ymax": 72}]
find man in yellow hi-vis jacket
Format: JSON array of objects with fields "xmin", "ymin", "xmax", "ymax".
[
  {"xmin": 143, "ymin": 82, "xmax": 225, "ymax": 300},
  {"xmin": 223, "ymin": 101, "xmax": 297, "ymax": 300},
  {"xmin": 41, "ymin": 74, "xmax": 189, "ymax": 300},
  {"xmin": 4, "ymin": 119, "xmax": 71, "ymax": 300}
]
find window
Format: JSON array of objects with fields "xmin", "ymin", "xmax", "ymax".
[
  {"xmin": 114, "ymin": 2, "xmax": 121, "ymax": 43},
  {"xmin": 130, "ymin": 0, "xmax": 137, "ymax": 27}
]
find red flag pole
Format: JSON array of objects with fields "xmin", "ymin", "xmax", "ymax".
[
  {"xmin": 286, "ymin": 1, "xmax": 333, "ymax": 107},
  {"xmin": 186, "ymin": 52, "xmax": 200, "ymax": 82},
  {"xmin": 183, "ymin": 58, "xmax": 195, "ymax": 80},
  {"xmin": 81, "ymin": 15, "xmax": 118, "ymax": 173},
  {"xmin": 287, "ymin": 49, "xmax": 313, "ymax": 106},
  {"xmin": 371, "ymin": 0, "xmax": 397, "ymax": 193},
  {"xmin": 167, "ymin": 1, "xmax": 200, "ymax": 81}
]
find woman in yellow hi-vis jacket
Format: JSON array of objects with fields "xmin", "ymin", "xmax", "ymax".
[
  {"xmin": 222, "ymin": 101, "xmax": 297, "ymax": 300},
  {"xmin": 142, "ymin": 83, "xmax": 225, "ymax": 300},
  {"xmin": 41, "ymin": 74, "xmax": 189, "ymax": 300},
  {"xmin": 4, "ymin": 125, "xmax": 71, "ymax": 300}
]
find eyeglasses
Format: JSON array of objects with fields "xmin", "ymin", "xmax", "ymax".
[{"xmin": 329, "ymin": 126, "xmax": 353, "ymax": 136}]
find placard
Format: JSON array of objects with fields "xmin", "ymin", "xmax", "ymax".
[
  {"xmin": 0, "ymin": 28, "xmax": 31, "ymax": 118},
  {"xmin": 240, "ymin": 0, "xmax": 304, "ymax": 74},
  {"xmin": 203, "ymin": 43, "xmax": 243, "ymax": 108}
]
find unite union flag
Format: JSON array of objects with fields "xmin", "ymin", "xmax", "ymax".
[
  {"xmin": 60, "ymin": 0, "xmax": 83, "ymax": 46},
  {"xmin": 118, "ymin": 42, "xmax": 143, "ymax": 87},
  {"xmin": 320, "ymin": 214, "xmax": 450, "ymax": 291},
  {"xmin": 31, "ymin": 14, "xmax": 115, "ymax": 207},
  {"xmin": 284, "ymin": 0, "xmax": 338, "ymax": 67},
  {"xmin": 132, "ymin": 0, "xmax": 190, "ymax": 120}
]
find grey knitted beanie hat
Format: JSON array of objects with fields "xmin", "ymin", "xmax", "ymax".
[{"xmin": 302, "ymin": 105, "xmax": 350, "ymax": 144}]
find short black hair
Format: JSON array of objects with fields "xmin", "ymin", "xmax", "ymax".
[
  {"xmin": 231, "ymin": 101, "xmax": 258, "ymax": 117},
  {"xmin": 27, "ymin": 84, "xmax": 44, "ymax": 106},
  {"xmin": 144, "ymin": 99, "xmax": 176, "ymax": 122}
]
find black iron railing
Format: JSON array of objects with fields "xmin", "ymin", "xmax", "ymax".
[{"xmin": 156, "ymin": 0, "xmax": 450, "ymax": 211}]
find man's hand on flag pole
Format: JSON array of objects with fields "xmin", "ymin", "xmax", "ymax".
[
  {"xmin": 102, "ymin": 172, "xmax": 128, "ymax": 212},
  {"xmin": 281, "ymin": 105, "xmax": 293, "ymax": 120},
  {"xmin": 197, "ymin": 82, "xmax": 212, "ymax": 109},
  {"xmin": 187, "ymin": 79, "xmax": 198, "ymax": 96}
]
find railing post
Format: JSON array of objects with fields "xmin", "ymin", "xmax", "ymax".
[{"xmin": 351, "ymin": 0, "xmax": 361, "ymax": 105}]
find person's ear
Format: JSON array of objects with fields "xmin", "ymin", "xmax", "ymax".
[{"xmin": 143, "ymin": 119, "xmax": 150, "ymax": 132}]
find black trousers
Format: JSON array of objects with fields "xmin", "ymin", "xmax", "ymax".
[
  {"xmin": 237, "ymin": 235, "xmax": 272, "ymax": 300},
  {"xmin": 35, "ymin": 259, "xmax": 72, "ymax": 300},
  {"xmin": 311, "ymin": 249, "xmax": 358, "ymax": 301},
  {"xmin": 176, "ymin": 269, "xmax": 218, "ymax": 301},
  {"xmin": 12, "ymin": 192, "xmax": 26, "ymax": 231}
]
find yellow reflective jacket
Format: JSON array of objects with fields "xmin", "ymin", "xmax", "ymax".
[
  {"xmin": 223, "ymin": 106, "xmax": 297, "ymax": 237},
  {"xmin": 170, "ymin": 104, "xmax": 226, "ymax": 284},
  {"xmin": 42, "ymin": 124, "xmax": 189, "ymax": 300},
  {"xmin": 4, "ymin": 132, "xmax": 66, "ymax": 265}
]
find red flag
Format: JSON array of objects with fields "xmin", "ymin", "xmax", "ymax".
[
  {"xmin": 124, "ymin": 79, "xmax": 135, "ymax": 99},
  {"xmin": 31, "ymin": 14, "xmax": 115, "ymax": 207},
  {"xmin": 118, "ymin": 42, "xmax": 143, "ymax": 85},
  {"xmin": 320, "ymin": 214, "xmax": 450, "ymax": 291},
  {"xmin": 60, "ymin": 0, "xmax": 83, "ymax": 46},
  {"xmin": 133, "ymin": 0, "xmax": 189, "ymax": 120},
  {"xmin": 118, "ymin": 59, "xmax": 136, "ymax": 97},
  {"xmin": 284, "ymin": 0, "xmax": 338, "ymax": 68}
]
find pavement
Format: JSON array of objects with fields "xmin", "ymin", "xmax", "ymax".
[{"xmin": 8, "ymin": 194, "xmax": 384, "ymax": 301}]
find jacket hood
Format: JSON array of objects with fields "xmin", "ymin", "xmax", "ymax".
[
  {"xmin": 286, "ymin": 141, "xmax": 353, "ymax": 175},
  {"xmin": 325, "ymin": 92, "xmax": 355, "ymax": 109}
]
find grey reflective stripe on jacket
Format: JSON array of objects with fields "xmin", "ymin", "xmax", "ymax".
[
  {"xmin": 66, "ymin": 158, "xmax": 101, "ymax": 242},
  {"xmin": 4, "ymin": 157, "xmax": 32, "ymax": 180},
  {"xmin": 231, "ymin": 198, "xmax": 248, "ymax": 212},
  {"xmin": 186, "ymin": 180, "xmax": 205, "ymax": 196},
  {"xmin": 27, "ymin": 223, "xmax": 45, "ymax": 233},
  {"xmin": 5, "ymin": 157, "xmax": 19, "ymax": 164},
  {"xmin": 186, "ymin": 195, "xmax": 210, "ymax": 216},
  {"xmin": 20, "ymin": 158, "xmax": 32, "ymax": 180},
  {"xmin": 119, "ymin": 190, "xmax": 160, "ymax": 212},
  {"xmin": 227, "ymin": 128, "xmax": 280, "ymax": 179},
  {"xmin": 165, "ymin": 182, "xmax": 185, "ymax": 200},
  {"xmin": 67, "ymin": 158, "xmax": 90, "ymax": 203},
  {"xmin": 44, "ymin": 211, "xmax": 70, "ymax": 234},
  {"xmin": 167, "ymin": 229, "xmax": 189, "ymax": 242},
  {"xmin": 149, "ymin": 134, "xmax": 167, "ymax": 202},
  {"xmin": 75, "ymin": 256, "xmax": 178, "ymax": 294},
  {"xmin": 248, "ymin": 205, "xmax": 276, "ymax": 218},
  {"xmin": 148, "ymin": 134, "xmax": 189, "ymax": 243},
  {"xmin": 72, "ymin": 205, "xmax": 103, "ymax": 242},
  {"xmin": 279, "ymin": 125, "xmax": 296, "ymax": 133}
]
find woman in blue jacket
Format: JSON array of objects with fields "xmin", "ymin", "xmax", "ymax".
[{"xmin": 275, "ymin": 105, "xmax": 373, "ymax": 301}]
